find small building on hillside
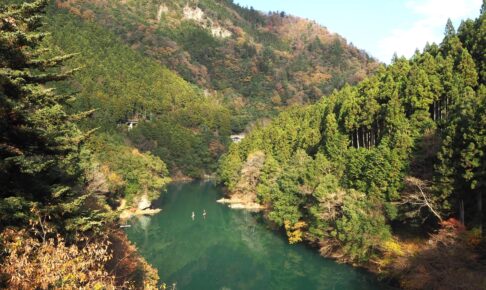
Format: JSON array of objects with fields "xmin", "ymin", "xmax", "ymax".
[
  {"xmin": 127, "ymin": 119, "xmax": 138, "ymax": 130},
  {"xmin": 230, "ymin": 133, "xmax": 245, "ymax": 143}
]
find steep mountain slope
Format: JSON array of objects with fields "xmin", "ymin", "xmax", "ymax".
[
  {"xmin": 54, "ymin": 0, "xmax": 378, "ymax": 129},
  {"xmin": 44, "ymin": 5, "xmax": 231, "ymax": 177}
]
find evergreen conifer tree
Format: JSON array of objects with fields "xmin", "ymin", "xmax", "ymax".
[{"xmin": 0, "ymin": 0, "xmax": 95, "ymax": 232}]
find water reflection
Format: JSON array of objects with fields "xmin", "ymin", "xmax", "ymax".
[
  {"xmin": 126, "ymin": 182, "xmax": 391, "ymax": 290},
  {"xmin": 136, "ymin": 215, "xmax": 151, "ymax": 231}
]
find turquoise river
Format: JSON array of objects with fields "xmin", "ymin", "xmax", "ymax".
[{"xmin": 125, "ymin": 181, "xmax": 393, "ymax": 290}]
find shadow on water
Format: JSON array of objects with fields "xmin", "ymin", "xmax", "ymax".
[{"xmin": 125, "ymin": 181, "xmax": 393, "ymax": 290}]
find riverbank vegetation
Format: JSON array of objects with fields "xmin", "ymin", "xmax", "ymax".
[{"xmin": 219, "ymin": 4, "xmax": 486, "ymax": 289}]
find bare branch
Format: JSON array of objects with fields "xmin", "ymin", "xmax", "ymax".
[{"xmin": 399, "ymin": 176, "xmax": 443, "ymax": 222}]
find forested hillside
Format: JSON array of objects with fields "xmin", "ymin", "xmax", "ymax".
[
  {"xmin": 34, "ymin": 0, "xmax": 379, "ymax": 178},
  {"xmin": 219, "ymin": 6, "xmax": 486, "ymax": 289},
  {"xmin": 53, "ymin": 0, "xmax": 378, "ymax": 129},
  {"xmin": 44, "ymin": 4, "xmax": 231, "ymax": 178}
]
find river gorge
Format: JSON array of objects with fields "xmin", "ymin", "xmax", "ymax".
[{"xmin": 125, "ymin": 181, "xmax": 392, "ymax": 290}]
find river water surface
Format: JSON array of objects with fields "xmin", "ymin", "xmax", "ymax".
[{"xmin": 125, "ymin": 181, "xmax": 392, "ymax": 290}]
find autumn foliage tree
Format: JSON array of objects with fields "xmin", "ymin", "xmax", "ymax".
[{"xmin": 0, "ymin": 224, "xmax": 117, "ymax": 289}]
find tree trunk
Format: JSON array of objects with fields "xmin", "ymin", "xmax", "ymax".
[
  {"xmin": 371, "ymin": 128, "xmax": 375, "ymax": 147},
  {"xmin": 433, "ymin": 102, "xmax": 436, "ymax": 121},
  {"xmin": 460, "ymin": 199, "xmax": 465, "ymax": 226},
  {"xmin": 438, "ymin": 99, "xmax": 442, "ymax": 120},
  {"xmin": 359, "ymin": 129, "xmax": 366, "ymax": 148},
  {"xmin": 445, "ymin": 97, "xmax": 448, "ymax": 119},
  {"xmin": 356, "ymin": 130, "xmax": 359, "ymax": 149},
  {"xmin": 478, "ymin": 191, "xmax": 483, "ymax": 237},
  {"xmin": 436, "ymin": 101, "xmax": 439, "ymax": 120},
  {"xmin": 364, "ymin": 130, "xmax": 367, "ymax": 148},
  {"xmin": 436, "ymin": 100, "xmax": 440, "ymax": 121}
]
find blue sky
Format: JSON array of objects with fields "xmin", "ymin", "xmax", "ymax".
[{"xmin": 234, "ymin": 0, "xmax": 482, "ymax": 63}]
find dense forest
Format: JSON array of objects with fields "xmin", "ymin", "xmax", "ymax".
[
  {"xmin": 51, "ymin": 0, "xmax": 378, "ymax": 129},
  {"xmin": 219, "ymin": 4, "xmax": 486, "ymax": 289},
  {"xmin": 1, "ymin": 0, "xmax": 485, "ymax": 289},
  {"xmin": 44, "ymin": 5, "xmax": 232, "ymax": 178},
  {"xmin": 30, "ymin": 0, "xmax": 379, "ymax": 178}
]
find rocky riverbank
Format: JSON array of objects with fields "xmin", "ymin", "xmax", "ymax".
[
  {"xmin": 216, "ymin": 197, "xmax": 265, "ymax": 211},
  {"xmin": 118, "ymin": 196, "xmax": 162, "ymax": 220}
]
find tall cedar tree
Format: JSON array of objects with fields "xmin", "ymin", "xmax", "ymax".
[
  {"xmin": 218, "ymin": 2, "xmax": 486, "ymax": 258},
  {"xmin": 0, "ymin": 0, "xmax": 95, "ymax": 232}
]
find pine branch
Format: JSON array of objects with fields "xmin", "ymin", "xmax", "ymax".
[
  {"xmin": 0, "ymin": 67, "xmax": 82, "ymax": 83},
  {"xmin": 69, "ymin": 109, "xmax": 97, "ymax": 122},
  {"xmin": 0, "ymin": 0, "xmax": 48, "ymax": 20},
  {"xmin": 0, "ymin": 142, "xmax": 24, "ymax": 156},
  {"xmin": 27, "ymin": 53, "xmax": 80, "ymax": 70}
]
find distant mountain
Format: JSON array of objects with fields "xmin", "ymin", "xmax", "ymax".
[
  {"xmin": 21, "ymin": 0, "xmax": 381, "ymax": 177},
  {"xmin": 54, "ymin": 0, "xmax": 379, "ymax": 129}
]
